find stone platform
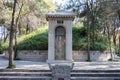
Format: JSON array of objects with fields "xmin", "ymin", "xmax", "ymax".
[
  {"xmin": 0, "ymin": 54, "xmax": 120, "ymax": 70},
  {"xmin": 1, "ymin": 56, "xmax": 120, "ymax": 80},
  {"xmin": 1, "ymin": 58, "xmax": 120, "ymax": 70}
]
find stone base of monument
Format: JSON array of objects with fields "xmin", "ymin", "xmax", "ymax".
[{"xmin": 48, "ymin": 63, "xmax": 74, "ymax": 80}]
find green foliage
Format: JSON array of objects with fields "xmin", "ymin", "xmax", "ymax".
[
  {"xmin": 72, "ymin": 26, "xmax": 87, "ymax": 50},
  {"xmin": 2, "ymin": 26, "xmax": 109, "ymax": 51},
  {"xmin": 16, "ymin": 27, "xmax": 48, "ymax": 50},
  {"xmin": 0, "ymin": 47, "xmax": 3, "ymax": 54},
  {"xmin": 90, "ymin": 41, "xmax": 108, "ymax": 52},
  {"xmin": 112, "ymin": 44, "xmax": 120, "ymax": 56},
  {"xmin": 72, "ymin": 26, "xmax": 109, "ymax": 51},
  {"xmin": 2, "ymin": 42, "xmax": 8, "ymax": 50},
  {"xmin": 90, "ymin": 34, "xmax": 109, "ymax": 52},
  {"xmin": 72, "ymin": 26, "xmax": 87, "ymax": 38},
  {"xmin": 2, "ymin": 27, "xmax": 48, "ymax": 50},
  {"xmin": 73, "ymin": 38, "xmax": 87, "ymax": 50},
  {"xmin": 0, "ymin": 41, "xmax": 3, "ymax": 54}
]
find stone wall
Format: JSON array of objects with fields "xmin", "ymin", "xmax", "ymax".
[
  {"xmin": 4, "ymin": 50, "xmax": 48, "ymax": 62},
  {"xmin": 73, "ymin": 51, "xmax": 112, "ymax": 61},
  {"xmin": 73, "ymin": 51, "xmax": 88, "ymax": 61},
  {"xmin": 4, "ymin": 50, "xmax": 111, "ymax": 62},
  {"xmin": 89, "ymin": 51, "xmax": 111, "ymax": 61}
]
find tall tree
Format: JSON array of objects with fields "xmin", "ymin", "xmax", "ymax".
[
  {"xmin": 14, "ymin": 0, "xmax": 24, "ymax": 59},
  {"xmin": 59, "ymin": 0, "xmax": 106, "ymax": 61},
  {"xmin": 8, "ymin": 0, "xmax": 17, "ymax": 68}
]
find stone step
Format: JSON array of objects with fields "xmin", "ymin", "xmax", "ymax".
[
  {"xmin": 1, "ymin": 71, "xmax": 120, "ymax": 77},
  {"xmin": 0, "ymin": 72, "xmax": 52, "ymax": 76},
  {"xmin": 0, "ymin": 69, "xmax": 50, "ymax": 72},
  {"xmin": 71, "ymin": 72, "xmax": 120, "ymax": 77},
  {"xmin": 0, "ymin": 76, "xmax": 120, "ymax": 80},
  {"xmin": 72, "ymin": 70, "xmax": 120, "ymax": 73},
  {"xmin": 71, "ymin": 77, "xmax": 120, "ymax": 80},
  {"xmin": 1, "ymin": 69, "xmax": 120, "ymax": 80},
  {"xmin": 1, "ymin": 69, "xmax": 120, "ymax": 72},
  {"xmin": 0, "ymin": 76, "xmax": 52, "ymax": 80}
]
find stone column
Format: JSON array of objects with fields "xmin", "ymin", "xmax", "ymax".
[
  {"xmin": 47, "ymin": 21, "xmax": 55, "ymax": 62},
  {"xmin": 66, "ymin": 21, "xmax": 73, "ymax": 61}
]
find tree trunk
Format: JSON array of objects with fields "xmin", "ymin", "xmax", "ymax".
[
  {"xmin": 14, "ymin": 1, "xmax": 23, "ymax": 59},
  {"xmin": 8, "ymin": 0, "xmax": 17, "ymax": 68},
  {"xmin": 3, "ymin": 27, "xmax": 6, "ymax": 42},
  {"xmin": 14, "ymin": 32, "xmax": 17, "ymax": 59},
  {"xmin": 4, "ymin": 32, "xmax": 9, "ymax": 42},
  {"xmin": 113, "ymin": 19, "xmax": 117, "ymax": 47},
  {"xmin": 91, "ymin": 16, "xmax": 95, "ymax": 50},
  {"xmin": 86, "ymin": 2, "xmax": 90, "ymax": 61},
  {"xmin": 87, "ymin": 21, "xmax": 90, "ymax": 61},
  {"xmin": 18, "ymin": 23, "xmax": 22, "ymax": 35},
  {"xmin": 119, "ymin": 35, "xmax": 120, "ymax": 54},
  {"xmin": 107, "ymin": 24, "xmax": 113, "ymax": 60},
  {"xmin": 87, "ymin": 14, "xmax": 90, "ymax": 61}
]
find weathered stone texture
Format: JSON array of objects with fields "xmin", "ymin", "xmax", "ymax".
[{"xmin": 49, "ymin": 64, "xmax": 74, "ymax": 80}]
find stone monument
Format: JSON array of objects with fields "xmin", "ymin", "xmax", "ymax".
[{"xmin": 46, "ymin": 10, "xmax": 75, "ymax": 63}]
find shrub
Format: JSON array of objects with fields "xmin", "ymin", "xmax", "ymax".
[
  {"xmin": 2, "ymin": 26, "xmax": 109, "ymax": 51},
  {"xmin": 90, "ymin": 42, "xmax": 108, "ymax": 52},
  {"xmin": 16, "ymin": 27, "xmax": 48, "ymax": 50},
  {"xmin": 0, "ymin": 47, "xmax": 3, "ymax": 54},
  {"xmin": 73, "ymin": 38, "xmax": 87, "ymax": 50},
  {"xmin": 72, "ymin": 26, "xmax": 87, "ymax": 38},
  {"xmin": 72, "ymin": 26, "xmax": 109, "ymax": 51}
]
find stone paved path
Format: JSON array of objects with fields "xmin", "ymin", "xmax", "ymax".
[{"xmin": 0, "ymin": 54, "xmax": 120, "ymax": 70}]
